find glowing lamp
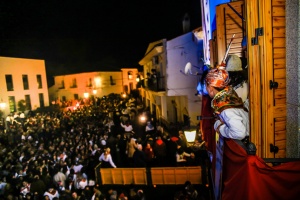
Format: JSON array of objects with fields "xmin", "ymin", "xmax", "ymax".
[
  {"xmin": 84, "ymin": 92, "xmax": 89, "ymax": 98},
  {"xmin": 93, "ymin": 89, "xmax": 97, "ymax": 95},
  {"xmin": 184, "ymin": 129, "xmax": 197, "ymax": 143},
  {"xmin": 140, "ymin": 115, "xmax": 146, "ymax": 123},
  {"xmin": 0, "ymin": 102, "xmax": 6, "ymax": 109}
]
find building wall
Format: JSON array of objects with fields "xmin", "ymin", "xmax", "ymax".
[
  {"xmin": 0, "ymin": 56, "xmax": 49, "ymax": 116},
  {"xmin": 139, "ymin": 32, "xmax": 203, "ymax": 126},
  {"xmin": 49, "ymin": 69, "xmax": 138, "ymax": 102},
  {"xmin": 166, "ymin": 32, "xmax": 202, "ymax": 125}
]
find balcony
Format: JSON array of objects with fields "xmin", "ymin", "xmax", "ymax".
[{"xmin": 143, "ymin": 76, "xmax": 165, "ymax": 92}]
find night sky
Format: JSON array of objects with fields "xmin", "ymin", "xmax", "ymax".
[{"xmin": 0, "ymin": 0, "xmax": 202, "ymax": 84}]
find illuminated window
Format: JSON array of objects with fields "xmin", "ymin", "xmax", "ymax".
[
  {"xmin": 5, "ymin": 75, "xmax": 14, "ymax": 91},
  {"xmin": 94, "ymin": 77, "xmax": 101, "ymax": 88},
  {"xmin": 8, "ymin": 96, "xmax": 16, "ymax": 112},
  {"xmin": 25, "ymin": 95, "xmax": 32, "ymax": 110},
  {"xmin": 37, "ymin": 75, "xmax": 42, "ymax": 89},
  {"xmin": 39, "ymin": 93, "xmax": 44, "ymax": 108},
  {"xmin": 22, "ymin": 75, "xmax": 29, "ymax": 90},
  {"xmin": 128, "ymin": 71, "xmax": 133, "ymax": 80}
]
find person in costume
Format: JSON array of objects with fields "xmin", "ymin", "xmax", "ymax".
[{"xmin": 205, "ymin": 68, "xmax": 249, "ymax": 140}]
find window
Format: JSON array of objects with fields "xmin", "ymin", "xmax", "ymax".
[
  {"xmin": 129, "ymin": 82, "xmax": 133, "ymax": 91},
  {"xmin": 74, "ymin": 94, "xmax": 79, "ymax": 100},
  {"xmin": 39, "ymin": 93, "xmax": 45, "ymax": 108},
  {"xmin": 37, "ymin": 75, "xmax": 42, "ymax": 89},
  {"xmin": 110, "ymin": 76, "xmax": 115, "ymax": 85},
  {"xmin": 62, "ymin": 96, "xmax": 66, "ymax": 102},
  {"xmin": 25, "ymin": 95, "xmax": 32, "ymax": 110},
  {"xmin": 87, "ymin": 78, "xmax": 92, "ymax": 87},
  {"xmin": 59, "ymin": 80, "xmax": 65, "ymax": 89},
  {"xmin": 124, "ymin": 85, "xmax": 128, "ymax": 93},
  {"xmin": 153, "ymin": 56, "xmax": 159, "ymax": 65},
  {"xmin": 5, "ymin": 75, "xmax": 14, "ymax": 91},
  {"xmin": 22, "ymin": 75, "xmax": 29, "ymax": 90},
  {"xmin": 128, "ymin": 71, "xmax": 133, "ymax": 80},
  {"xmin": 8, "ymin": 96, "xmax": 16, "ymax": 113},
  {"xmin": 70, "ymin": 78, "xmax": 77, "ymax": 88}
]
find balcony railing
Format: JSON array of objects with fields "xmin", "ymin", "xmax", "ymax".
[{"xmin": 143, "ymin": 76, "xmax": 165, "ymax": 92}]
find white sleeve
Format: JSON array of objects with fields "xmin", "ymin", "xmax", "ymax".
[
  {"xmin": 99, "ymin": 153, "xmax": 104, "ymax": 161},
  {"xmin": 217, "ymin": 108, "xmax": 248, "ymax": 140},
  {"xmin": 108, "ymin": 155, "xmax": 117, "ymax": 168}
]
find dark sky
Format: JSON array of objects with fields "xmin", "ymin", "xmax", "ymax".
[{"xmin": 0, "ymin": 0, "xmax": 202, "ymax": 80}]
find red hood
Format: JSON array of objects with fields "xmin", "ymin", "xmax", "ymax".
[
  {"xmin": 170, "ymin": 137, "xmax": 179, "ymax": 142},
  {"xmin": 156, "ymin": 139, "xmax": 163, "ymax": 145}
]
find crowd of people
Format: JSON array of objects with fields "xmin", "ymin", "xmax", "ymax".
[{"xmin": 0, "ymin": 93, "xmax": 205, "ymax": 200}]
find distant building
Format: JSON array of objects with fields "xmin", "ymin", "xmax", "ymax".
[
  {"xmin": 138, "ymin": 29, "xmax": 203, "ymax": 127},
  {"xmin": 48, "ymin": 68, "xmax": 139, "ymax": 103},
  {"xmin": 0, "ymin": 56, "xmax": 49, "ymax": 116}
]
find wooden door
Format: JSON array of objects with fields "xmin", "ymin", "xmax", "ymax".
[{"xmin": 246, "ymin": 0, "xmax": 286, "ymax": 158}]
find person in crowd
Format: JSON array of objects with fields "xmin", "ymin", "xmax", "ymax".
[
  {"xmin": 144, "ymin": 142, "xmax": 155, "ymax": 167},
  {"xmin": 145, "ymin": 121, "xmax": 155, "ymax": 134},
  {"xmin": 176, "ymin": 142, "xmax": 195, "ymax": 166},
  {"xmin": 205, "ymin": 68, "xmax": 249, "ymax": 140},
  {"xmin": 178, "ymin": 130, "xmax": 187, "ymax": 152},
  {"xmin": 91, "ymin": 184, "xmax": 102, "ymax": 200},
  {"xmin": 53, "ymin": 167, "xmax": 67, "ymax": 188},
  {"xmin": 30, "ymin": 175, "xmax": 46, "ymax": 199},
  {"xmin": 126, "ymin": 135, "xmax": 138, "ymax": 167},
  {"xmin": 99, "ymin": 147, "xmax": 117, "ymax": 168},
  {"xmin": 43, "ymin": 188, "xmax": 59, "ymax": 200},
  {"xmin": 20, "ymin": 180, "xmax": 31, "ymax": 199},
  {"xmin": 166, "ymin": 134, "xmax": 179, "ymax": 167},
  {"xmin": 153, "ymin": 136, "xmax": 167, "ymax": 167},
  {"xmin": 121, "ymin": 121, "xmax": 134, "ymax": 138},
  {"xmin": 132, "ymin": 144, "xmax": 147, "ymax": 168}
]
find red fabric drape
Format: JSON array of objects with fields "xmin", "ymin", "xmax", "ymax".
[
  {"xmin": 222, "ymin": 139, "xmax": 300, "ymax": 200},
  {"xmin": 201, "ymin": 95, "xmax": 216, "ymax": 173},
  {"xmin": 200, "ymin": 95, "xmax": 215, "ymax": 153}
]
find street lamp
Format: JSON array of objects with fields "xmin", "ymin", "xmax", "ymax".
[
  {"xmin": 184, "ymin": 128, "xmax": 197, "ymax": 146},
  {"xmin": 136, "ymin": 75, "xmax": 140, "ymax": 82},
  {"xmin": 92, "ymin": 89, "xmax": 97, "ymax": 95},
  {"xmin": 84, "ymin": 92, "xmax": 89, "ymax": 98},
  {"xmin": 0, "ymin": 102, "xmax": 6, "ymax": 110}
]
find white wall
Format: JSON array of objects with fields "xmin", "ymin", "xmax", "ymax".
[
  {"xmin": 166, "ymin": 33, "xmax": 202, "ymax": 125},
  {"xmin": 0, "ymin": 56, "xmax": 49, "ymax": 116}
]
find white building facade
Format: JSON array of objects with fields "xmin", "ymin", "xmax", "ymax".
[
  {"xmin": 0, "ymin": 56, "xmax": 49, "ymax": 116},
  {"xmin": 138, "ymin": 30, "xmax": 203, "ymax": 127}
]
